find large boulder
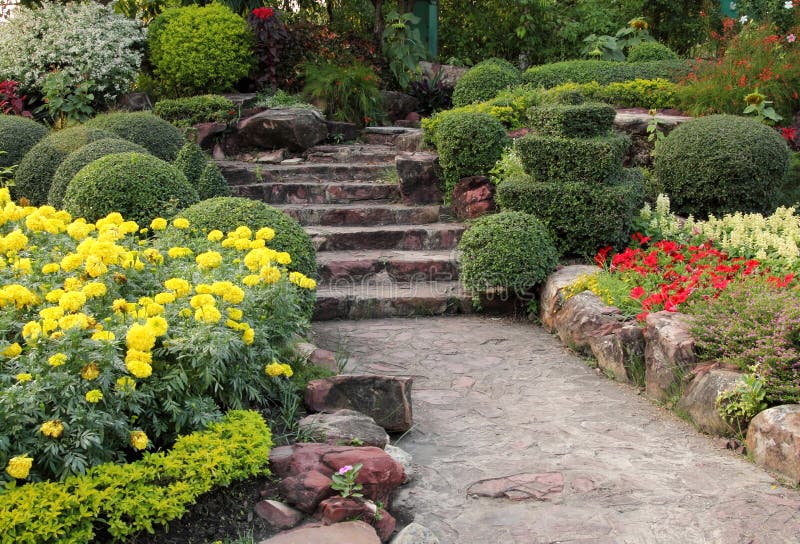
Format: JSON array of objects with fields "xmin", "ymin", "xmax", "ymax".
[
  {"xmin": 254, "ymin": 500, "xmax": 304, "ymax": 530},
  {"xmin": 236, "ymin": 108, "xmax": 328, "ymax": 152},
  {"xmin": 451, "ymin": 175, "xmax": 496, "ymax": 220},
  {"xmin": 553, "ymin": 291, "xmax": 624, "ymax": 355},
  {"xmin": 419, "ymin": 61, "xmax": 469, "ymax": 88},
  {"xmin": 643, "ymin": 311, "xmax": 697, "ymax": 402},
  {"xmin": 676, "ymin": 368, "xmax": 744, "ymax": 436},
  {"xmin": 258, "ymin": 521, "xmax": 380, "ymax": 544},
  {"xmin": 382, "ymin": 91, "xmax": 419, "ymax": 122},
  {"xmin": 588, "ymin": 323, "xmax": 645, "ymax": 384},
  {"xmin": 298, "ymin": 410, "xmax": 390, "ymax": 448},
  {"xmin": 277, "ymin": 470, "xmax": 335, "ymax": 513},
  {"xmin": 305, "ymin": 375, "xmax": 413, "ymax": 432},
  {"xmin": 396, "ymin": 152, "xmax": 443, "ymax": 205},
  {"xmin": 539, "ymin": 265, "xmax": 599, "ymax": 331},
  {"xmin": 746, "ymin": 404, "xmax": 800, "ymax": 484},
  {"xmin": 390, "ymin": 523, "xmax": 440, "ymax": 544}
]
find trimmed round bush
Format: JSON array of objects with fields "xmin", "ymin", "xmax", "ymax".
[
  {"xmin": 516, "ymin": 132, "xmax": 629, "ymax": 184},
  {"xmin": 63, "ymin": 152, "xmax": 199, "ymax": 224},
  {"xmin": 197, "ymin": 162, "xmax": 232, "ymax": 200},
  {"xmin": 436, "ymin": 111, "xmax": 510, "ymax": 195},
  {"xmin": 174, "ymin": 141, "xmax": 208, "ymax": 186},
  {"xmin": 48, "ymin": 138, "xmax": 149, "ymax": 208},
  {"xmin": 521, "ymin": 59, "xmax": 689, "ymax": 88},
  {"xmin": 148, "ymin": 4, "xmax": 254, "ymax": 96},
  {"xmin": 458, "ymin": 211, "xmax": 559, "ymax": 294},
  {"xmin": 474, "ymin": 57, "xmax": 520, "ymax": 74},
  {"xmin": 175, "ymin": 197, "xmax": 315, "ymax": 278},
  {"xmin": 654, "ymin": 115, "xmax": 791, "ymax": 218},
  {"xmin": 0, "ymin": 115, "xmax": 47, "ymax": 168},
  {"xmin": 13, "ymin": 126, "xmax": 115, "ymax": 205},
  {"xmin": 528, "ymin": 102, "xmax": 616, "ymax": 138},
  {"xmin": 452, "ymin": 63, "xmax": 521, "ymax": 107},
  {"xmin": 627, "ymin": 42, "xmax": 679, "ymax": 62},
  {"xmin": 84, "ymin": 112, "xmax": 185, "ymax": 161}
]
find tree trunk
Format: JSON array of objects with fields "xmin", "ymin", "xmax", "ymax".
[
  {"xmin": 372, "ymin": 0, "xmax": 384, "ymax": 51},
  {"xmin": 326, "ymin": 0, "xmax": 334, "ymax": 24}
]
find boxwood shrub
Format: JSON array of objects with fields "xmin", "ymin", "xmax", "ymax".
[
  {"xmin": 542, "ymin": 79, "xmax": 678, "ymax": 109},
  {"xmin": 452, "ymin": 62, "xmax": 521, "ymax": 107},
  {"xmin": 627, "ymin": 42, "xmax": 679, "ymax": 62},
  {"xmin": 174, "ymin": 141, "xmax": 209, "ymax": 186},
  {"xmin": 654, "ymin": 114, "xmax": 790, "ymax": 218},
  {"xmin": 48, "ymin": 138, "xmax": 150, "ymax": 208},
  {"xmin": 496, "ymin": 170, "xmax": 645, "ymax": 256},
  {"xmin": 63, "ymin": 152, "xmax": 199, "ymax": 224},
  {"xmin": 458, "ymin": 210, "xmax": 559, "ymax": 295},
  {"xmin": 0, "ymin": 115, "xmax": 47, "ymax": 168},
  {"xmin": 516, "ymin": 132, "xmax": 629, "ymax": 184},
  {"xmin": 197, "ymin": 162, "xmax": 232, "ymax": 200},
  {"xmin": 521, "ymin": 59, "xmax": 689, "ymax": 88},
  {"xmin": 153, "ymin": 94, "xmax": 236, "ymax": 127},
  {"xmin": 84, "ymin": 112, "xmax": 185, "ymax": 161},
  {"xmin": 528, "ymin": 102, "xmax": 616, "ymax": 138}
]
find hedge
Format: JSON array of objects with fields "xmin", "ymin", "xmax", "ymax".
[
  {"xmin": 528, "ymin": 102, "xmax": 616, "ymax": 138},
  {"xmin": 521, "ymin": 59, "xmax": 690, "ymax": 88},
  {"xmin": 516, "ymin": 132, "xmax": 629, "ymax": 184}
]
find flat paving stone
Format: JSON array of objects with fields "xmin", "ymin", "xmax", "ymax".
[{"xmin": 312, "ymin": 316, "xmax": 800, "ymax": 544}]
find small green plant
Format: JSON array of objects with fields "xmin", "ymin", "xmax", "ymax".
[
  {"xmin": 36, "ymin": 71, "xmax": 95, "ymax": 128},
  {"xmin": 256, "ymin": 89, "xmax": 315, "ymax": 110},
  {"xmin": 716, "ymin": 373, "xmax": 768, "ymax": 433},
  {"xmin": 302, "ymin": 61, "xmax": 384, "ymax": 126},
  {"xmin": 743, "ymin": 89, "xmax": 783, "ymax": 125},
  {"xmin": 646, "ymin": 108, "xmax": 667, "ymax": 157},
  {"xmin": 581, "ymin": 17, "xmax": 656, "ymax": 61},
  {"xmin": 0, "ymin": 152, "xmax": 15, "ymax": 187},
  {"xmin": 382, "ymin": 9, "xmax": 428, "ymax": 90},
  {"xmin": 331, "ymin": 464, "xmax": 364, "ymax": 498}
]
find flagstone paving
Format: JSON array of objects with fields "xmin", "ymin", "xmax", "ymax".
[{"xmin": 312, "ymin": 315, "xmax": 800, "ymax": 544}]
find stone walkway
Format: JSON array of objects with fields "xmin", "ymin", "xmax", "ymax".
[{"xmin": 312, "ymin": 316, "xmax": 800, "ymax": 544}]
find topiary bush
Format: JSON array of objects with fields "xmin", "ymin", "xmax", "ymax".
[
  {"xmin": 521, "ymin": 59, "xmax": 689, "ymax": 88},
  {"xmin": 148, "ymin": 4, "xmax": 254, "ymax": 96},
  {"xmin": 174, "ymin": 141, "xmax": 209, "ymax": 187},
  {"xmin": 435, "ymin": 111, "xmax": 510, "ymax": 196},
  {"xmin": 496, "ymin": 170, "xmax": 645, "ymax": 256},
  {"xmin": 458, "ymin": 210, "xmax": 559, "ymax": 295},
  {"xmin": 0, "ymin": 114, "xmax": 47, "ymax": 168},
  {"xmin": 153, "ymin": 94, "xmax": 236, "ymax": 127},
  {"xmin": 541, "ymin": 78, "xmax": 678, "ymax": 109},
  {"xmin": 516, "ymin": 132, "xmax": 629, "ymax": 184},
  {"xmin": 452, "ymin": 63, "xmax": 521, "ymax": 107},
  {"xmin": 48, "ymin": 138, "xmax": 150, "ymax": 208},
  {"xmin": 627, "ymin": 41, "xmax": 679, "ymax": 62},
  {"xmin": 175, "ymin": 197, "xmax": 315, "ymax": 279},
  {"xmin": 63, "ymin": 152, "xmax": 199, "ymax": 224},
  {"xmin": 528, "ymin": 102, "xmax": 616, "ymax": 138},
  {"xmin": 84, "ymin": 112, "xmax": 185, "ymax": 162},
  {"xmin": 197, "ymin": 162, "xmax": 232, "ymax": 200},
  {"xmin": 654, "ymin": 115, "xmax": 791, "ymax": 218},
  {"xmin": 13, "ymin": 126, "xmax": 115, "ymax": 205}
]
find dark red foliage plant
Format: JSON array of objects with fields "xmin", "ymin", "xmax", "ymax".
[
  {"xmin": 0, "ymin": 80, "xmax": 32, "ymax": 117},
  {"xmin": 247, "ymin": 6, "xmax": 289, "ymax": 90}
]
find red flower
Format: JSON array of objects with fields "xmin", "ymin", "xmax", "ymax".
[
  {"xmin": 252, "ymin": 6, "xmax": 275, "ymax": 20},
  {"xmin": 781, "ymin": 127, "xmax": 797, "ymax": 142},
  {"xmin": 631, "ymin": 232, "xmax": 651, "ymax": 246},
  {"xmin": 630, "ymin": 286, "xmax": 645, "ymax": 300},
  {"xmin": 594, "ymin": 246, "xmax": 613, "ymax": 268}
]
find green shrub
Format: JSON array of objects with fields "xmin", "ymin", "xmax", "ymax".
[
  {"xmin": 13, "ymin": 126, "xmax": 115, "ymax": 205},
  {"xmin": 153, "ymin": 95, "xmax": 236, "ymax": 127},
  {"xmin": 175, "ymin": 197, "xmax": 316, "ymax": 279},
  {"xmin": 0, "ymin": 410, "xmax": 271, "ymax": 544},
  {"xmin": 452, "ymin": 63, "xmax": 521, "ymax": 107},
  {"xmin": 174, "ymin": 141, "xmax": 209, "ymax": 186},
  {"xmin": 302, "ymin": 61, "xmax": 384, "ymax": 126},
  {"xmin": 521, "ymin": 59, "xmax": 689, "ymax": 88},
  {"xmin": 516, "ymin": 132, "xmax": 629, "ymax": 184},
  {"xmin": 435, "ymin": 111, "xmax": 510, "ymax": 195},
  {"xmin": 458, "ymin": 211, "xmax": 559, "ymax": 296},
  {"xmin": 626, "ymin": 41, "xmax": 679, "ymax": 62},
  {"xmin": 542, "ymin": 78, "xmax": 678, "ymax": 109},
  {"xmin": 496, "ymin": 170, "xmax": 645, "ymax": 256},
  {"xmin": 775, "ymin": 152, "xmax": 800, "ymax": 208},
  {"xmin": 528, "ymin": 102, "xmax": 616, "ymax": 138},
  {"xmin": 198, "ymin": 161, "xmax": 232, "ymax": 200},
  {"xmin": 0, "ymin": 115, "xmax": 47, "ymax": 168},
  {"xmin": 654, "ymin": 115, "xmax": 790, "ymax": 218},
  {"xmin": 48, "ymin": 138, "xmax": 150, "ymax": 208},
  {"xmin": 84, "ymin": 112, "xmax": 185, "ymax": 162},
  {"xmin": 63, "ymin": 152, "xmax": 199, "ymax": 224},
  {"xmin": 474, "ymin": 57, "xmax": 520, "ymax": 74},
  {"xmin": 148, "ymin": 4, "xmax": 254, "ymax": 96}
]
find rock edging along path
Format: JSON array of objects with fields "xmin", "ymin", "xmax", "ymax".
[{"xmin": 312, "ymin": 316, "xmax": 800, "ymax": 544}]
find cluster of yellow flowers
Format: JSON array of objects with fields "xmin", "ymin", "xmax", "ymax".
[
  {"xmin": 264, "ymin": 361, "xmax": 294, "ymax": 378},
  {"xmin": 562, "ymin": 273, "xmax": 616, "ymax": 306}
]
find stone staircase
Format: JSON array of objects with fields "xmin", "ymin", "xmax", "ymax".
[{"xmin": 217, "ymin": 143, "xmax": 472, "ymax": 320}]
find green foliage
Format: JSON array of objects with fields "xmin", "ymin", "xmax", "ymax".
[
  {"xmin": 543, "ymin": 78, "xmax": 678, "ymax": 109},
  {"xmin": 302, "ymin": 61, "xmax": 384, "ymax": 126},
  {"xmin": 198, "ymin": 162, "xmax": 233, "ymax": 201},
  {"xmin": 153, "ymin": 95, "xmax": 237, "ymax": 128},
  {"xmin": 516, "ymin": 132, "xmax": 629, "ymax": 183},
  {"xmin": 148, "ymin": 4, "xmax": 255, "ymax": 97},
  {"xmin": 382, "ymin": 10, "xmax": 428, "ymax": 90},
  {"xmin": 48, "ymin": 138, "xmax": 150, "ymax": 209},
  {"xmin": 496, "ymin": 170, "xmax": 646, "ymax": 256},
  {"xmin": 775, "ymin": 152, "xmax": 800, "ymax": 208},
  {"xmin": 653, "ymin": 114, "xmax": 790, "ymax": 218},
  {"xmin": 84, "ymin": 112, "xmax": 186, "ymax": 162},
  {"xmin": 626, "ymin": 41, "xmax": 679, "ymax": 61},
  {"xmin": 521, "ymin": 59, "xmax": 689, "ymax": 88},
  {"xmin": 175, "ymin": 197, "xmax": 316, "ymax": 278},
  {"xmin": 737, "ymin": 0, "xmax": 800, "ymax": 31},
  {"xmin": 0, "ymin": 411, "xmax": 272, "ymax": 543},
  {"xmin": 63, "ymin": 152, "xmax": 199, "ymax": 224},
  {"xmin": 434, "ymin": 111, "xmax": 510, "ymax": 196},
  {"xmin": 459, "ymin": 211, "xmax": 559, "ymax": 298},
  {"xmin": 13, "ymin": 126, "xmax": 115, "ymax": 206},
  {"xmin": 489, "ymin": 144, "xmax": 527, "ymax": 185},
  {"xmin": 255, "ymin": 89, "xmax": 315, "ymax": 110},
  {"xmin": 0, "ymin": 115, "xmax": 47, "ymax": 169},
  {"xmin": 716, "ymin": 373, "xmax": 767, "ymax": 430},
  {"xmin": 581, "ymin": 17, "xmax": 658, "ymax": 61},
  {"xmin": 642, "ymin": 0, "xmax": 720, "ymax": 54},
  {"xmin": 174, "ymin": 142, "xmax": 209, "ymax": 187},
  {"xmin": 330, "ymin": 463, "xmax": 364, "ymax": 498},
  {"xmin": 451, "ymin": 63, "xmax": 521, "ymax": 107},
  {"xmin": 35, "ymin": 71, "xmax": 95, "ymax": 129},
  {"xmin": 528, "ymin": 102, "xmax": 616, "ymax": 138}
]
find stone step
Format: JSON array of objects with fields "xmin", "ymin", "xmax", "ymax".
[
  {"xmin": 317, "ymin": 249, "xmax": 459, "ymax": 283},
  {"xmin": 313, "ymin": 281, "xmax": 473, "ymax": 320},
  {"xmin": 217, "ymin": 160, "xmax": 396, "ymax": 186},
  {"xmin": 307, "ymin": 224, "xmax": 465, "ymax": 251},
  {"xmin": 281, "ymin": 204, "xmax": 440, "ymax": 227},
  {"xmin": 231, "ymin": 181, "xmax": 400, "ymax": 205},
  {"xmin": 305, "ymin": 144, "xmax": 398, "ymax": 164}
]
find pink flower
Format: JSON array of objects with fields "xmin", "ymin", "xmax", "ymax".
[
  {"xmin": 338, "ymin": 465, "xmax": 353, "ymax": 475},
  {"xmin": 788, "ymin": 34, "xmax": 797, "ymax": 43}
]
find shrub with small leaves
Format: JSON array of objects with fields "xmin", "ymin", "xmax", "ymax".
[
  {"xmin": 626, "ymin": 41, "xmax": 679, "ymax": 62},
  {"xmin": 84, "ymin": 112, "xmax": 186, "ymax": 162},
  {"xmin": 174, "ymin": 141, "xmax": 209, "ymax": 187},
  {"xmin": 0, "ymin": 114, "xmax": 47, "ymax": 169},
  {"xmin": 153, "ymin": 95, "xmax": 236, "ymax": 128},
  {"xmin": 198, "ymin": 162, "xmax": 232, "ymax": 200},
  {"xmin": 452, "ymin": 62, "xmax": 521, "ymax": 107}
]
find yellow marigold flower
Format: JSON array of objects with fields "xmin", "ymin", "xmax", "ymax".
[
  {"xmin": 59, "ymin": 291, "xmax": 86, "ymax": 312},
  {"xmin": 0, "ymin": 187, "xmax": 10, "ymax": 204},
  {"xmin": 210, "ymin": 281, "xmax": 232, "ymax": 296},
  {"xmin": 255, "ymin": 227, "xmax": 276, "ymax": 241},
  {"xmin": 227, "ymin": 307, "xmax": 243, "ymax": 321},
  {"xmin": 84, "ymin": 255, "xmax": 107, "ymax": 278},
  {"xmin": 63, "ymin": 277, "xmax": 83, "ymax": 292},
  {"xmin": 13, "ymin": 258, "xmax": 32, "ymax": 275},
  {"xmin": 223, "ymin": 286, "xmax": 245, "ymax": 305},
  {"xmin": 40, "ymin": 420, "xmax": 64, "ymax": 438},
  {"xmin": 16, "ymin": 372, "xmax": 33, "ymax": 383},
  {"xmin": 3, "ymin": 229, "xmax": 28, "ymax": 252},
  {"xmin": 116, "ymin": 376, "xmax": 136, "ymax": 392},
  {"xmin": 6, "ymin": 455, "xmax": 33, "ymax": 479},
  {"xmin": 164, "ymin": 278, "xmax": 191, "ymax": 297},
  {"xmin": 81, "ymin": 363, "xmax": 100, "ymax": 380},
  {"xmin": 172, "ymin": 218, "xmax": 190, "ymax": 230},
  {"xmin": 82, "ymin": 282, "xmax": 107, "ymax": 299},
  {"xmin": 41, "ymin": 318, "xmax": 58, "ymax": 334},
  {"xmin": 3, "ymin": 342, "xmax": 22, "ymax": 358},
  {"xmin": 145, "ymin": 302, "xmax": 165, "ymax": 317},
  {"xmin": 276, "ymin": 252, "xmax": 291, "ymax": 265},
  {"xmin": 92, "ymin": 330, "xmax": 115, "ymax": 342},
  {"xmin": 85, "ymin": 389, "xmax": 103, "ymax": 403},
  {"xmin": 196, "ymin": 251, "xmax": 222, "ymax": 270},
  {"xmin": 60, "ymin": 253, "xmax": 84, "ymax": 272},
  {"xmin": 49, "ymin": 353, "xmax": 67, "ymax": 367},
  {"xmin": 154, "ymin": 292, "xmax": 176, "ymax": 305},
  {"xmin": 264, "ymin": 361, "xmax": 288, "ymax": 377},
  {"xmin": 39, "ymin": 306, "xmax": 64, "ymax": 321},
  {"xmin": 195, "ymin": 305, "xmax": 222, "ymax": 324},
  {"xmin": 242, "ymin": 326, "xmax": 255, "ymax": 345},
  {"xmin": 178, "ymin": 308, "xmax": 192, "ymax": 318},
  {"xmin": 221, "ymin": 237, "xmax": 236, "ymax": 248},
  {"xmin": 120, "ymin": 220, "xmax": 139, "ymax": 235},
  {"xmin": 112, "ymin": 298, "xmax": 129, "ymax": 313},
  {"xmin": 234, "ymin": 238, "xmax": 251, "ymax": 251},
  {"xmin": 233, "ymin": 226, "xmax": 252, "ymax": 239},
  {"xmin": 150, "ymin": 217, "xmax": 168, "ymax": 231},
  {"xmin": 126, "ymin": 323, "xmax": 157, "ymax": 352},
  {"xmin": 195, "ymin": 283, "xmax": 213, "ymax": 294},
  {"xmin": 168, "ymin": 247, "xmax": 193, "ymax": 259},
  {"xmin": 142, "ymin": 248, "xmax": 163, "ymax": 264},
  {"xmin": 225, "ymin": 319, "xmax": 240, "ymax": 329},
  {"xmin": 41, "ymin": 262, "xmax": 61, "ymax": 274},
  {"xmin": 58, "ymin": 313, "xmax": 90, "ymax": 330},
  {"xmin": 130, "ymin": 430, "xmax": 149, "ymax": 450},
  {"xmin": 126, "ymin": 358, "xmax": 152, "ymax": 379},
  {"xmin": 67, "ymin": 220, "xmax": 94, "ymax": 241},
  {"xmin": 96, "ymin": 212, "xmax": 124, "ymax": 228},
  {"xmin": 249, "ymin": 239, "xmax": 266, "ymax": 249},
  {"xmin": 260, "ymin": 265, "xmax": 281, "ymax": 284},
  {"xmin": 45, "ymin": 290, "xmax": 63, "ymax": 306},
  {"xmin": 22, "ymin": 321, "xmax": 42, "ymax": 342},
  {"xmin": 146, "ymin": 316, "xmax": 169, "ymax": 337},
  {"xmin": 190, "ymin": 294, "xmax": 215, "ymax": 309},
  {"xmin": 242, "ymin": 274, "xmax": 260, "ymax": 287},
  {"xmin": 207, "ymin": 229, "xmax": 224, "ymax": 242},
  {"xmin": 126, "ymin": 349, "xmax": 152, "ymax": 364},
  {"xmin": 280, "ymin": 363, "xmax": 293, "ymax": 377},
  {"xmin": 1, "ymin": 284, "xmax": 38, "ymax": 308}
]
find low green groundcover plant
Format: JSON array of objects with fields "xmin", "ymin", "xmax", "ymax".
[{"xmin": 153, "ymin": 95, "xmax": 236, "ymax": 127}]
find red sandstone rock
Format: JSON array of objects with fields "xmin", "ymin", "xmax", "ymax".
[
  {"xmin": 747, "ymin": 404, "xmax": 800, "ymax": 483},
  {"xmin": 277, "ymin": 470, "xmax": 335, "ymax": 513},
  {"xmin": 451, "ymin": 176, "xmax": 496, "ymax": 220},
  {"xmin": 258, "ymin": 521, "xmax": 381, "ymax": 544},
  {"xmin": 254, "ymin": 499, "xmax": 304, "ymax": 529},
  {"xmin": 317, "ymin": 497, "xmax": 396, "ymax": 542}
]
